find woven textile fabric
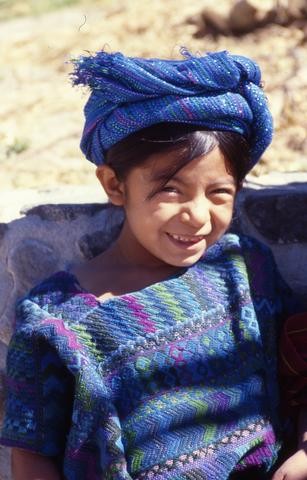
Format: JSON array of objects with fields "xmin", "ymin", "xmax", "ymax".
[
  {"xmin": 71, "ymin": 50, "xmax": 273, "ymax": 168},
  {"xmin": 1, "ymin": 234, "xmax": 296, "ymax": 479}
]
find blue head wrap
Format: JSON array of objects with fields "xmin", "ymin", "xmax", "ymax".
[{"xmin": 71, "ymin": 49, "xmax": 273, "ymax": 169}]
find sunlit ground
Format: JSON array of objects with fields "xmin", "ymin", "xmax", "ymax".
[{"xmin": 0, "ymin": 0, "xmax": 306, "ymax": 189}]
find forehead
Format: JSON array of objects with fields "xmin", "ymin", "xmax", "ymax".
[{"xmin": 139, "ymin": 146, "xmax": 234, "ymax": 184}]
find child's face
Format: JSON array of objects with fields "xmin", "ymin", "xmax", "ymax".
[{"xmin": 114, "ymin": 146, "xmax": 236, "ymax": 268}]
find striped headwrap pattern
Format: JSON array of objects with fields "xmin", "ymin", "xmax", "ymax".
[{"xmin": 71, "ymin": 49, "xmax": 273, "ymax": 169}]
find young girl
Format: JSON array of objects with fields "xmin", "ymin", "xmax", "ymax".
[{"xmin": 1, "ymin": 49, "xmax": 307, "ymax": 479}]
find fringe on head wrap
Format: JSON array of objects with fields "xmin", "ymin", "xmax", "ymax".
[{"xmin": 71, "ymin": 49, "xmax": 273, "ymax": 169}]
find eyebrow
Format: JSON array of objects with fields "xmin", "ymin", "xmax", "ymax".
[
  {"xmin": 152, "ymin": 173, "xmax": 236, "ymax": 187},
  {"xmin": 146, "ymin": 169, "xmax": 180, "ymax": 199}
]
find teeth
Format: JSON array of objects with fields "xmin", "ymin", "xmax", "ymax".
[{"xmin": 169, "ymin": 233, "xmax": 204, "ymax": 243}]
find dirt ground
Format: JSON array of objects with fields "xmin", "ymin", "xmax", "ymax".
[{"xmin": 1, "ymin": 0, "xmax": 306, "ymax": 190}]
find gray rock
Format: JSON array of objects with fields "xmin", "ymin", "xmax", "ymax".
[
  {"xmin": 23, "ymin": 203, "xmax": 108, "ymax": 221},
  {"xmin": 0, "ymin": 273, "xmax": 14, "ymax": 325},
  {"xmin": 8, "ymin": 239, "xmax": 60, "ymax": 290},
  {"xmin": 0, "ymin": 340, "xmax": 8, "ymax": 371},
  {"xmin": 245, "ymin": 192, "xmax": 307, "ymax": 243},
  {"xmin": 79, "ymin": 225, "xmax": 123, "ymax": 259},
  {"xmin": 0, "ymin": 446, "xmax": 10, "ymax": 480},
  {"xmin": 0, "ymin": 370, "xmax": 5, "ymax": 424},
  {"xmin": 0, "ymin": 223, "xmax": 8, "ymax": 242},
  {"xmin": 78, "ymin": 205, "xmax": 124, "ymax": 259},
  {"xmin": 1, "ymin": 309, "xmax": 16, "ymax": 346},
  {"xmin": 0, "ymin": 351, "xmax": 7, "ymax": 428}
]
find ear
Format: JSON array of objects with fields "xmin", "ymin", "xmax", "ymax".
[{"xmin": 96, "ymin": 165, "xmax": 125, "ymax": 206}]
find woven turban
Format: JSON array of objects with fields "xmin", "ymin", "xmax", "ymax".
[{"xmin": 71, "ymin": 49, "xmax": 273, "ymax": 169}]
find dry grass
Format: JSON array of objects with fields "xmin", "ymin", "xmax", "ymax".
[{"xmin": 0, "ymin": 0, "xmax": 81, "ymax": 20}]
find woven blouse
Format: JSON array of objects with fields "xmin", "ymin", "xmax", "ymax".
[{"xmin": 0, "ymin": 234, "xmax": 297, "ymax": 479}]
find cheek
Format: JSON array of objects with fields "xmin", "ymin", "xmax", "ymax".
[
  {"xmin": 126, "ymin": 203, "xmax": 171, "ymax": 233},
  {"xmin": 148, "ymin": 203, "xmax": 179, "ymax": 222},
  {"xmin": 215, "ymin": 203, "xmax": 234, "ymax": 225},
  {"xmin": 225, "ymin": 212, "xmax": 234, "ymax": 229}
]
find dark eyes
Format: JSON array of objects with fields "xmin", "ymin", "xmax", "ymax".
[
  {"xmin": 211, "ymin": 187, "xmax": 235, "ymax": 196},
  {"xmin": 157, "ymin": 184, "xmax": 235, "ymax": 202},
  {"xmin": 160, "ymin": 186, "xmax": 234, "ymax": 195}
]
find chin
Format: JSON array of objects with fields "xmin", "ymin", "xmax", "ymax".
[
  {"xmin": 168, "ymin": 255, "xmax": 204, "ymax": 268},
  {"xmin": 181, "ymin": 258, "xmax": 202, "ymax": 267}
]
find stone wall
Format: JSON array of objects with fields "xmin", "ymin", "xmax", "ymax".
[{"xmin": 1, "ymin": 173, "xmax": 307, "ymax": 479}]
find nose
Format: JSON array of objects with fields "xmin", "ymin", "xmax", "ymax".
[{"xmin": 180, "ymin": 196, "xmax": 211, "ymax": 229}]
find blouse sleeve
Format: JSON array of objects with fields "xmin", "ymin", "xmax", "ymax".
[
  {"xmin": 0, "ymin": 302, "xmax": 74, "ymax": 458},
  {"xmin": 279, "ymin": 312, "xmax": 307, "ymax": 411}
]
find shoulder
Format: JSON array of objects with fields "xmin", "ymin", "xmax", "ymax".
[
  {"xmin": 201, "ymin": 233, "xmax": 274, "ymax": 263},
  {"xmin": 216, "ymin": 234, "xmax": 293, "ymax": 300},
  {"xmin": 15, "ymin": 270, "xmax": 85, "ymax": 330},
  {"xmin": 222, "ymin": 233, "xmax": 278, "ymax": 274},
  {"xmin": 198, "ymin": 233, "xmax": 280, "ymax": 291},
  {"xmin": 26, "ymin": 270, "xmax": 82, "ymax": 306},
  {"xmin": 12, "ymin": 271, "xmax": 102, "ymax": 369}
]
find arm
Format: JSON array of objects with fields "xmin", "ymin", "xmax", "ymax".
[{"xmin": 12, "ymin": 448, "xmax": 61, "ymax": 480}]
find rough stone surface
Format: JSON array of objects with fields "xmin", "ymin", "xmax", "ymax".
[
  {"xmin": 0, "ymin": 342, "xmax": 8, "ymax": 425},
  {"xmin": 0, "ymin": 446, "xmax": 10, "ymax": 480},
  {"xmin": 245, "ymin": 193, "xmax": 307, "ymax": 243},
  {"xmin": 0, "ymin": 224, "xmax": 8, "ymax": 243},
  {"xmin": 8, "ymin": 239, "xmax": 60, "ymax": 291},
  {"xmin": 79, "ymin": 226, "xmax": 122, "ymax": 260},
  {"xmin": 0, "ymin": 341, "xmax": 7, "ymax": 373},
  {"xmin": 0, "ymin": 272, "xmax": 14, "ymax": 324},
  {"xmin": 0, "ymin": 370, "xmax": 5, "ymax": 423},
  {"xmin": 24, "ymin": 203, "xmax": 109, "ymax": 221},
  {"xmin": 78, "ymin": 207, "xmax": 125, "ymax": 259},
  {"xmin": 1, "ymin": 175, "xmax": 307, "ymax": 479}
]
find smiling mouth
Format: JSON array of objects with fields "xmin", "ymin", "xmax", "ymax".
[{"xmin": 167, "ymin": 233, "xmax": 205, "ymax": 244}]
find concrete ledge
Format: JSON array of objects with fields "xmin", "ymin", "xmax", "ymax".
[{"xmin": 0, "ymin": 173, "xmax": 307, "ymax": 479}]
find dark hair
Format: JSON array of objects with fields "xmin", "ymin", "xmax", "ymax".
[{"xmin": 105, "ymin": 123, "xmax": 250, "ymax": 189}]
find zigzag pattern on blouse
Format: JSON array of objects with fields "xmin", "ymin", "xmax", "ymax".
[{"xmin": 1, "ymin": 234, "xmax": 294, "ymax": 479}]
